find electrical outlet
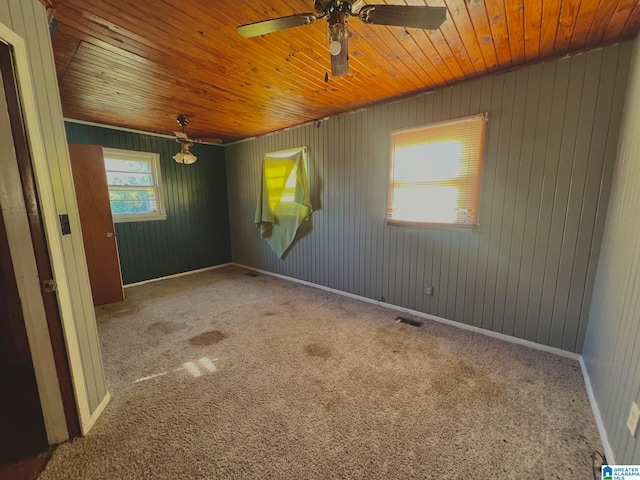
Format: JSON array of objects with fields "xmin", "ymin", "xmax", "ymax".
[
  {"xmin": 628, "ymin": 401, "xmax": 640, "ymax": 437},
  {"xmin": 425, "ymin": 286, "xmax": 434, "ymax": 296}
]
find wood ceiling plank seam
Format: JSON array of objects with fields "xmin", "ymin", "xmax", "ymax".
[
  {"xmin": 384, "ymin": 19, "xmax": 462, "ymax": 83},
  {"xmin": 56, "ymin": 24, "xmax": 361, "ymax": 110},
  {"xmin": 57, "ymin": 83, "xmax": 308, "ymax": 124},
  {"xmin": 314, "ymin": 2, "xmax": 441, "ymax": 90},
  {"xmin": 620, "ymin": 3, "xmax": 640, "ymax": 38},
  {"xmin": 236, "ymin": 33, "xmax": 388, "ymax": 94},
  {"xmin": 585, "ymin": 0, "xmax": 622, "ymax": 44},
  {"xmin": 373, "ymin": 0, "xmax": 464, "ymax": 81},
  {"xmin": 353, "ymin": 23, "xmax": 439, "ymax": 89},
  {"xmin": 393, "ymin": 0, "xmax": 455, "ymax": 86},
  {"xmin": 51, "ymin": 34, "xmax": 81, "ymax": 81},
  {"xmin": 503, "ymin": 0, "xmax": 526, "ymax": 64},
  {"xmin": 523, "ymin": 0, "xmax": 542, "ymax": 62},
  {"xmin": 461, "ymin": 0, "xmax": 501, "ymax": 71},
  {"xmin": 62, "ymin": 106, "xmax": 269, "ymax": 138},
  {"xmin": 404, "ymin": 29, "xmax": 455, "ymax": 85},
  {"xmin": 442, "ymin": 0, "xmax": 493, "ymax": 72},
  {"xmin": 58, "ymin": 4, "xmax": 173, "ymax": 57},
  {"xmin": 66, "ymin": 47, "xmax": 312, "ymax": 111},
  {"xmin": 60, "ymin": 78, "xmax": 384, "ymax": 136},
  {"xmin": 424, "ymin": 0, "xmax": 478, "ymax": 76},
  {"xmin": 58, "ymin": 3, "xmax": 280, "ymax": 84},
  {"xmin": 210, "ymin": 5, "xmax": 395, "ymax": 94},
  {"xmin": 568, "ymin": 0, "xmax": 601, "ymax": 50},
  {"xmin": 59, "ymin": 77, "xmax": 317, "ymax": 123},
  {"xmin": 484, "ymin": 0, "xmax": 512, "ymax": 67},
  {"xmin": 602, "ymin": 0, "xmax": 638, "ymax": 43},
  {"xmin": 539, "ymin": 0, "xmax": 563, "ymax": 59},
  {"xmin": 374, "ymin": 2, "xmax": 443, "ymax": 86},
  {"xmin": 214, "ymin": 0, "xmax": 381, "ymax": 89},
  {"xmin": 393, "ymin": 30, "xmax": 449, "ymax": 86},
  {"xmin": 554, "ymin": 0, "xmax": 583, "ymax": 56},
  {"xmin": 337, "ymin": 22, "xmax": 432, "ymax": 90},
  {"xmin": 156, "ymin": 0, "xmax": 371, "ymax": 90}
]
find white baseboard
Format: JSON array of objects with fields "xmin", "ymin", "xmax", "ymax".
[
  {"xmin": 124, "ymin": 263, "xmax": 233, "ymax": 288},
  {"xmin": 231, "ymin": 263, "xmax": 580, "ymax": 361},
  {"xmin": 579, "ymin": 357, "xmax": 616, "ymax": 464}
]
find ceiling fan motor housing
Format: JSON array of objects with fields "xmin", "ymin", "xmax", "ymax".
[{"xmin": 176, "ymin": 115, "xmax": 191, "ymax": 129}]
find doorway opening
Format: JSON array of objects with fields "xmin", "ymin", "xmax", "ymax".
[
  {"xmin": 0, "ymin": 206, "xmax": 48, "ymax": 467},
  {"xmin": 0, "ymin": 37, "xmax": 80, "ymax": 477}
]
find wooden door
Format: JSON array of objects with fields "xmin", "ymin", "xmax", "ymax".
[{"xmin": 68, "ymin": 144, "xmax": 124, "ymax": 306}]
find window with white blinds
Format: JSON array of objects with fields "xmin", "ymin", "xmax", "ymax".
[{"xmin": 388, "ymin": 114, "xmax": 488, "ymax": 226}]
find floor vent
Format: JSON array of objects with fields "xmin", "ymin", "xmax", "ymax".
[
  {"xmin": 246, "ymin": 272, "xmax": 260, "ymax": 277},
  {"xmin": 395, "ymin": 316, "xmax": 424, "ymax": 328}
]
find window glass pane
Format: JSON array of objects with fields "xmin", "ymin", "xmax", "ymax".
[
  {"xmin": 106, "ymin": 171, "xmax": 153, "ymax": 186},
  {"xmin": 110, "ymin": 200, "xmax": 158, "ymax": 215},
  {"xmin": 104, "ymin": 158, "xmax": 151, "ymax": 173},
  {"xmin": 392, "ymin": 186, "xmax": 459, "ymax": 223},
  {"xmin": 109, "ymin": 187, "xmax": 158, "ymax": 214},
  {"xmin": 394, "ymin": 141, "xmax": 463, "ymax": 183}
]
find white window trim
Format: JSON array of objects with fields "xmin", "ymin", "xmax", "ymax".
[{"xmin": 103, "ymin": 147, "xmax": 167, "ymax": 223}]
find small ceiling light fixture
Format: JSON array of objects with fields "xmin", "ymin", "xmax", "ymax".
[
  {"xmin": 173, "ymin": 142, "xmax": 197, "ymax": 165},
  {"xmin": 173, "ymin": 115, "xmax": 198, "ymax": 165}
]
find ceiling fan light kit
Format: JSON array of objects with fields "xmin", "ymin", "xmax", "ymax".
[
  {"xmin": 173, "ymin": 115, "xmax": 198, "ymax": 164},
  {"xmin": 173, "ymin": 145, "xmax": 198, "ymax": 165},
  {"xmin": 237, "ymin": 0, "xmax": 447, "ymax": 77}
]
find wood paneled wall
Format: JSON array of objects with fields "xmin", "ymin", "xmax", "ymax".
[
  {"xmin": 583, "ymin": 36, "xmax": 640, "ymax": 464},
  {"xmin": 226, "ymin": 43, "xmax": 632, "ymax": 354},
  {"xmin": 64, "ymin": 122, "xmax": 231, "ymax": 285}
]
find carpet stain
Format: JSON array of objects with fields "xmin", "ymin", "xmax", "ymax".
[
  {"xmin": 373, "ymin": 325, "xmax": 439, "ymax": 358},
  {"xmin": 431, "ymin": 359, "xmax": 502, "ymax": 410},
  {"xmin": 189, "ymin": 330, "xmax": 226, "ymax": 346},
  {"xmin": 146, "ymin": 321, "xmax": 184, "ymax": 336},
  {"xmin": 263, "ymin": 311, "xmax": 277, "ymax": 317},
  {"xmin": 304, "ymin": 343, "xmax": 332, "ymax": 359}
]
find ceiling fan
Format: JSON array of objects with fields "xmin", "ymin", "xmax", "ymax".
[
  {"xmin": 172, "ymin": 115, "xmax": 222, "ymax": 165},
  {"xmin": 237, "ymin": 0, "xmax": 447, "ymax": 77}
]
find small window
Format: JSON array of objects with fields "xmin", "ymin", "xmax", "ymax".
[
  {"xmin": 102, "ymin": 148, "xmax": 166, "ymax": 223},
  {"xmin": 388, "ymin": 114, "xmax": 488, "ymax": 227}
]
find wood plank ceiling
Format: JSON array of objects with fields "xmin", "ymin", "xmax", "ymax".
[{"xmin": 50, "ymin": 0, "xmax": 640, "ymax": 143}]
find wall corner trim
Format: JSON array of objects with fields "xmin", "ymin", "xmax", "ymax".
[{"xmin": 579, "ymin": 357, "xmax": 616, "ymax": 465}]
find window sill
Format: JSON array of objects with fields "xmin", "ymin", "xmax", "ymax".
[
  {"xmin": 113, "ymin": 213, "xmax": 167, "ymax": 224},
  {"xmin": 386, "ymin": 219, "xmax": 478, "ymax": 233}
]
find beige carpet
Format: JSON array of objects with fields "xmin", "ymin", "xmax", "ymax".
[{"xmin": 40, "ymin": 266, "xmax": 602, "ymax": 479}]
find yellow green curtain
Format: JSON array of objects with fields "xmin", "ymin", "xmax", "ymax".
[{"xmin": 255, "ymin": 147, "xmax": 312, "ymax": 258}]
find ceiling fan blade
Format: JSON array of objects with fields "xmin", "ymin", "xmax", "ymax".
[
  {"xmin": 330, "ymin": 34, "xmax": 349, "ymax": 77},
  {"xmin": 359, "ymin": 5, "xmax": 447, "ymax": 30},
  {"xmin": 195, "ymin": 138, "xmax": 224, "ymax": 145},
  {"xmin": 237, "ymin": 14, "xmax": 317, "ymax": 38}
]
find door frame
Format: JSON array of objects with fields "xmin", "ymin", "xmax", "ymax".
[
  {"xmin": 0, "ymin": 20, "xmax": 92, "ymax": 441},
  {"xmin": 1, "ymin": 42, "xmax": 81, "ymax": 438}
]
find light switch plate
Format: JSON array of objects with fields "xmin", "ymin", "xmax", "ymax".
[{"xmin": 628, "ymin": 401, "xmax": 640, "ymax": 437}]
